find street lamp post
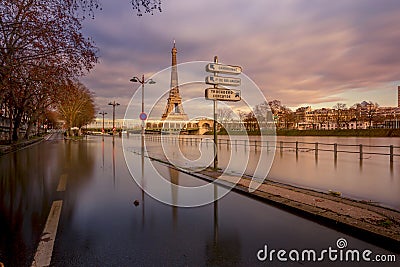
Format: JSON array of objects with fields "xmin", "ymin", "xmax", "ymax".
[
  {"xmin": 129, "ymin": 75, "xmax": 156, "ymax": 137},
  {"xmin": 130, "ymin": 75, "xmax": 155, "ymax": 194},
  {"xmin": 99, "ymin": 111, "xmax": 107, "ymax": 134},
  {"xmin": 108, "ymin": 101, "xmax": 120, "ymax": 134}
]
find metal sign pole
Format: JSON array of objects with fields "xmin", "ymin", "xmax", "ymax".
[
  {"xmin": 213, "ymin": 56, "xmax": 218, "ymax": 170},
  {"xmin": 205, "ymin": 57, "xmax": 242, "ymax": 169}
]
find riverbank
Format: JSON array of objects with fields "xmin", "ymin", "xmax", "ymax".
[
  {"xmin": 206, "ymin": 128, "xmax": 400, "ymax": 137},
  {"xmin": 276, "ymin": 129, "xmax": 400, "ymax": 137},
  {"xmin": 147, "ymin": 155, "xmax": 400, "ymax": 253},
  {"xmin": 208, "ymin": 171, "xmax": 400, "ymax": 252}
]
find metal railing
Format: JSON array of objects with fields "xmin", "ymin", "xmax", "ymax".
[{"xmin": 128, "ymin": 135, "xmax": 400, "ymax": 163}]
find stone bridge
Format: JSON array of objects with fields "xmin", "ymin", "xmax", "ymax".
[{"xmin": 145, "ymin": 119, "xmax": 214, "ymax": 135}]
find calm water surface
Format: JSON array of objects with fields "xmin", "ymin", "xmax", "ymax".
[
  {"xmin": 139, "ymin": 135, "xmax": 400, "ymax": 210},
  {"xmin": 0, "ymin": 135, "xmax": 398, "ymax": 266}
]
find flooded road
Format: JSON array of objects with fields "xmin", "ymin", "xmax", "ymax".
[{"xmin": 0, "ymin": 135, "xmax": 398, "ymax": 266}]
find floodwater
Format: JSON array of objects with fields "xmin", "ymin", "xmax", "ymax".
[
  {"xmin": 138, "ymin": 135, "xmax": 400, "ymax": 211},
  {"xmin": 0, "ymin": 135, "xmax": 398, "ymax": 266}
]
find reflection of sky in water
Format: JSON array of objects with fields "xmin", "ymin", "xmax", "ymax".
[
  {"xmin": 120, "ymin": 136, "xmax": 399, "ymax": 265},
  {"xmin": 2, "ymin": 137, "xmax": 399, "ymax": 266},
  {"xmin": 126, "ymin": 135, "xmax": 400, "ymax": 211}
]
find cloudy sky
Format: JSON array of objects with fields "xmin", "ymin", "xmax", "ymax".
[{"xmin": 81, "ymin": 0, "xmax": 400, "ymax": 119}]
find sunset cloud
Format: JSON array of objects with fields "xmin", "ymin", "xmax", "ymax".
[{"xmin": 81, "ymin": 0, "xmax": 400, "ymax": 118}]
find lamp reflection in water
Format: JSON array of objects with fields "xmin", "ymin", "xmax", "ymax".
[
  {"xmin": 112, "ymin": 136, "xmax": 116, "ymax": 189},
  {"xmin": 141, "ymin": 138, "xmax": 145, "ymax": 227},
  {"xmin": 213, "ymin": 184, "xmax": 218, "ymax": 244},
  {"xmin": 129, "ymin": 75, "xmax": 155, "ymax": 226},
  {"xmin": 102, "ymin": 135, "xmax": 105, "ymax": 170},
  {"xmin": 169, "ymin": 167, "xmax": 179, "ymax": 229},
  {"xmin": 206, "ymin": 183, "xmax": 241, "ymax": 265}
]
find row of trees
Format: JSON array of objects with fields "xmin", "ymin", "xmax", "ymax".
[
  {"xmin": 1, "ymin": 1, "xmax": 162, "ymax": 141},
  {"xmin": 57, "ymin": 81, "xmax": 96, "ymax": 136},
  {"xmin": 331, "ymin": 102, "xmax": 382, "ymax": 129},
  {"xmin": 271, "ymin": 101, "xmax": 387, "ymax": 130},
  {"xmin": 216, "ymin": 100, "xmax": 392, "ymax": 132},
  {"xmin": 0, "ymin": 0, "xmax": 100, "ymax": 141}
]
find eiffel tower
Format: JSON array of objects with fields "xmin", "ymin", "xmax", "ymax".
[{"xmin": 161, "ymin": 41, "xmax": 188, "ymax": 121}]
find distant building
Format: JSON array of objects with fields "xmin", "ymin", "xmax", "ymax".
[
  {"xmin": 295, "ymin": 106, "xmax": 311, "ymax": 129},
  {"xmin": 87, "ymin": 118, "xmax": 127, "ymax": 130},
  {"xmin": 398, "ymin": 86, "xmax": 400, "ymax": 108}
]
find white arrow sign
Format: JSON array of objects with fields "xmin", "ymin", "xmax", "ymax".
[
  {"xmin": 205, "ymin": 76, "xmax": 241, "ymax": 86},
  {"xmin": 205, "ymin": 88, "xmax": 241, "ymax": 102},
  {"xmin": 206, "ymin": 63, "xmax": 242, "ymax": 75}
]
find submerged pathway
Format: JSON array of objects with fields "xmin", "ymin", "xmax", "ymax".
[
  {"xmin": 204, "ymin": 169, "xmax": 400, "ymax": 251},
  {"xmin": 148, "ymin": 155, "xmax": 400, "ymax": 253}
]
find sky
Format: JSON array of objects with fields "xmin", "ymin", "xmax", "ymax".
[{"xmin": 81, "ymin": 0, "xmax": 400, "ymax": 119}]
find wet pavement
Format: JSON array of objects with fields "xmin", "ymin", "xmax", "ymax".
[{"xmin": 0, "ymin": 135, "xmax": 398, "ymax": 266}]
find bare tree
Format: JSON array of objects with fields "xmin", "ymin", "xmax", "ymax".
[
  {"xmin": 333, "ymin": 103, "xmax": 347, "ymax": 129},
  {"xmin": 217, "ymin": 107, "xmax": 233, "ymax": 123},
  {"xmin": 243, "ymin": 111, "xmax": 259, "ymax": 132},
  {"xmin": 56, "ymin": 80, "xmax": 96, "ymax": 136},
  {"xmin": 0, "ymin": 0, "xmax": 162, "ymax": 141},
  {"xmin": 1, "ymin": 0, "xmax": 98, "ymax": 140},
  {"xmin": 130, "ymin": 0, "xmax": 162, "ymax": 16},
  {"xmin": 366, "ymin": 101, "xmax": 378, "ymax": 129},
  {"xmin": 254, "ymin": 101, "xmax": 270, "ymax": 123},
  {"xmin": 280, "ymin": 106, "xmax": 294, "ymax": 129},
  {"xmin": 257, "ymin": 100, "xmax": 293, "ymax": 129}
]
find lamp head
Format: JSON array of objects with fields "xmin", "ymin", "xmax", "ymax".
[
  {"xmin": 130, "ymin": 77, "xmax": 139, "ymax": 83},
  {"xmin": 147, "ymin": 79, "xmax": 156, "ymax": 84}
]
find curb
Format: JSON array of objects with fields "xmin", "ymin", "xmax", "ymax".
[{"xmin": 0, "ymin": 137, "xmax": 45, "ymax": 156}]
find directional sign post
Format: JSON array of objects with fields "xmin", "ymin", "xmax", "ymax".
[
  {"xmin": 206, "ymin": 63, "xmax": 242, "ymax": 75},
  {"xmin": 205, "ymin": 76, "xmax": 241, "ymax": 87},
  {"xmin": 205, "ymin": 57, "xmax": 242, "ymax": 170},
  {"xmin": 205, "ymin": 88, "xmax": 241, "ymax": 102}
]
